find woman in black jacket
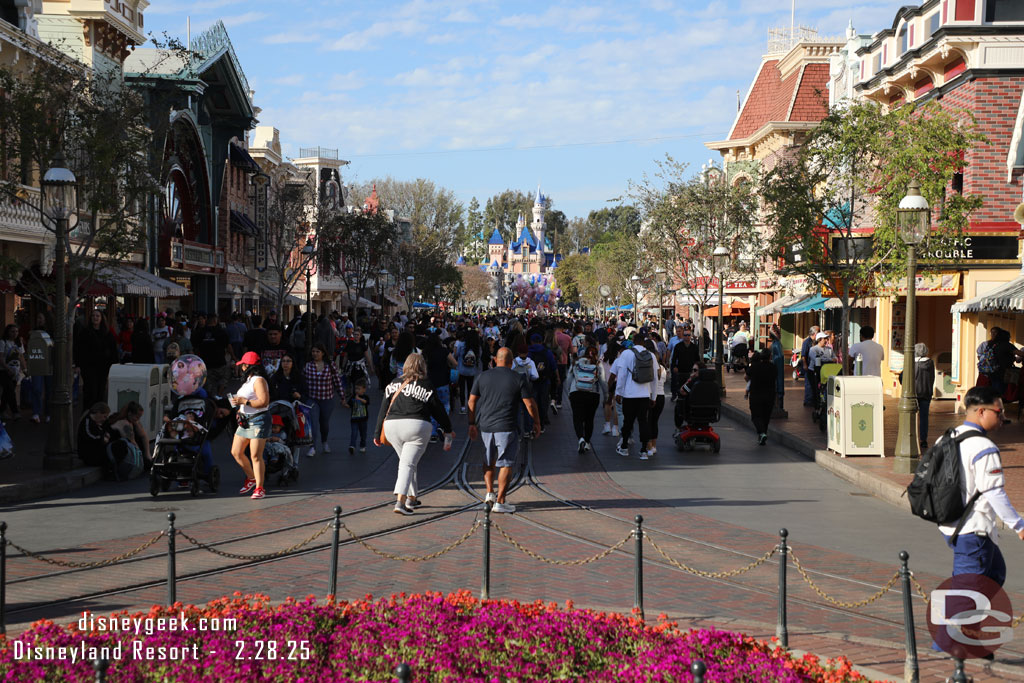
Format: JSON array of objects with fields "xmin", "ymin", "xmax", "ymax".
[
  {"xmin": 373, "ymin": 353, "xmax": 454, "ymax": 515},
  {"xmin": 131, "ymin": 318, "xmax": 156, "ymax": 364},
  {"xmin": 913, "ymin": 343, "xmax": 936, "ymax": 448},
  {"xmin": 269, "ymin": 353, "xmax": 308, "ymax": 403},
  {"xmin": 746, "ymin": 348, "xmax": 777, "ymax": 446}
]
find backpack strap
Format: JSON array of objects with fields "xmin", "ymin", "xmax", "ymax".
[{"xmin": 948, "ymin": 429, "xmax": 989, "ymax": 545}]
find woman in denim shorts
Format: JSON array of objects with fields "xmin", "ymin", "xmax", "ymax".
[{"xmin": 231, "ymin": 351, "xmax": 271, "ymax": 499}]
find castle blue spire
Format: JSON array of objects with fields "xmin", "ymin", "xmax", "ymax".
[
  {"xmin": 535, "ymin": 184, "xmax": 543, "ymax": 205},
  {"xmin": 488, "ymin": 228, "xmax": 504, "ymax": 245}
]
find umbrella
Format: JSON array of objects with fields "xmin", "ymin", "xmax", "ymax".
[{"xmin": 412, "ymin": 302, "xmax": 436, "ymax": 309}]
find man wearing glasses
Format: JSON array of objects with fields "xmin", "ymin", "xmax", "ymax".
[
  {"xmin": 669, "ymin": 325, "xmax": 700, "ymax": 402},
  {"xmin": 940, "ymin": 385, "xmax": 1024, "ymax": 587}
]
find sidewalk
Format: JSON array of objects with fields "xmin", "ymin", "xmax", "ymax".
[
  {"xmin": 0, "ymin": 415, "xmax": 103, "ymax": 504},
  {"xmin": 716, "ymin": 369, "xmax": 1024, "ymax": 511}
]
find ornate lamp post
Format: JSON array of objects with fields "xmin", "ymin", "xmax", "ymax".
[
  {"xmin": 301, "ymin": 239, "xmax": 316, "ymax": 363},
  {"xmin": 42, "ymin": 152, "xmax": 77, "ymax": 470},
  {"xmin": 405, "ymin": 275, "xmax": 415, "ymax": 312},
  {"xmin": 712, "ymin": 245, "xmax": 731, "ymax": 393},
  {"xmin": 378, "ymin": 267, "xmax": 389, "ymax": 312},
  {"xmin": 894, "ymin": 179, "xmax": 930, "ymax": 473},
  {"xmin": 433, "ymin": 283, "xmax": 441, "ymax": 311},
  {"xmin": 630, "ymin": 274, "xmax": 640, "ymax": 325},
  {"xmin": 655, "ymin": 267, "xmax": 666, "ymax": 336}
]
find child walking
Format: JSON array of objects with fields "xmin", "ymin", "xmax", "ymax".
[{"xmin": 346, "ymin": 380, "xmax": 370, "ymax": 454}]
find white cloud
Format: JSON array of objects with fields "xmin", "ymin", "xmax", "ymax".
[
  {"xmin": 220, "ymin": 11, "xmax": 269, "ymax": 27},
  {"xmin": 269, "ymin": 74, "xmax": 305, "ymax": 86},
  {"xmin": 264, "ymin": 30, "xmax": 323, "ymax": 45},
  {"xmin": 329, "ymin": 71, "xmax": 366, "ymax": 90},
  {"xmin": 443, "ymin": 8, "xmax": 478, "ymax": 23},
  {"xmin": 326, "ymin": 19, "xmax": 426, "ymax": 51},
  {"xmin": 146, "ymin": 0, "xmax": 247, "ymax": 15}
]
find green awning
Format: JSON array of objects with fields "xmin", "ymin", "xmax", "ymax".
[{"xmin": 782, "ymin": 294, "xmax": 830, "ymax": 314}]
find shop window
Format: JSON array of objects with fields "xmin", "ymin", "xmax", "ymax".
[{"xmin": 986, "ymin": 0, "xmax": 1024, "ymax": 21}]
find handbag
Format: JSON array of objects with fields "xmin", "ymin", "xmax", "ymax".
[{"xmin": 379, "ymin": 379, "xmax": 412, "ymax": 447}]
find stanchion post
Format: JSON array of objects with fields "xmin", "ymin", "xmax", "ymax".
[
  {"xmin": 691, "ymin": 660, "xmax": 706, "ymax": 683},
  {"xmin": 634, "ymin": 515, "xmax": 644, "ymax": 621},
  {"xmin": 899, "ymin": 550, "xmax": 919, "ymax": 683},
  {"xmin": 0, "ymin": 521, "xmax": 6, "ymax": 636},
  {"xmin": 329, "ymin": 506, "xmax": 342, "ymax": 598},
  {"xmin": 395, "ymin": 662, "xmax": 411, "ymax": 682},
  {"xmin": 776, "ymin": 528, "xmax": 788, "ymax": 648},
  {"xmin": 93, "ymin": 657, "xmax": 109, "ymax": 682},
  {"xmin": 481, "ymin": 501, "xmax": 492, "ymax": 600},
  {"xmin": 950, "ymin": 658, "xmax": 968, "ymax": 682},
  {"xmin": 166, "ymin": 513, "xmax": 176, "ymax": 605}
]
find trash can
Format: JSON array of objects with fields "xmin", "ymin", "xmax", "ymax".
[
  {"xmin": 25, "ymin": 331, "xmax": 53, "ymax": 377},
  {"xmin": 826, "ymin": 375, "xmax": 884, "ymax": 457},
  {"xmin": 107, "ymin": 364, "xmax": 168, "ymax": 435}
]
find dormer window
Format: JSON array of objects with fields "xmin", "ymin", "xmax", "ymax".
[
  {"xmin": 899, "ymin": 25, "xmax": 909, "ymax": 54},
  {"xmin": 986, "ymin": 0, "xmax": 1024, "ymax": 21},
  {"xmin": 924, "ymin": 12, "xmax": 940, "ymax": 39}
]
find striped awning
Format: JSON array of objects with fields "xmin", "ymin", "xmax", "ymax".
[
  {"xmin": 782, "ymin": 294, "xmax": 830, "ymax": 314},
  {"xmin": 759, "ymin": 294, "xmax": 804, "ymax": 316},
  {"xmin": 825, "ymin": 297, "xmax": 878, "ymax": 309},
  {"xmin": 96, "ymin": 265, "xmax": 188, "ymax": 297},
  {"xmin": 952, "ymin": 274, "xmax": 1024, "ymax": 313}
]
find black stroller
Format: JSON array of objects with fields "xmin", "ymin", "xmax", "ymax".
[
  {"xmin": 265, "ymin": 400, "xmax": 304, "ymax": 486},
  {"xmin": 728, "ymin": 338, "xmax": 749, "ymax": 373},
  {"xmin": 150, "ymin": 395, "xmax": 221, "ymax": 497},
  {"xmin": 674, "ymin": 368, "xmax": 723, "ymax": 453}
]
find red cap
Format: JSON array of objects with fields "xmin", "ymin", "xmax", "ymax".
[
  {"xmin": 236, "ymin": 351, "xmax": 260, "ymax": 366},
  {"xmin": 271, "ymin": 415, "xmax": 284, "ymax": 426}
]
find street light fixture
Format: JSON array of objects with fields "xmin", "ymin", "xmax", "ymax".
[
  {"xmin": 712, "ymin": 245, "xmax": 731, "ymax": 393},
  {"xmin": 433, "ymin": 283, "xmax": 441, "ymax": 311},
  {"xmin": 41, "ymin": 151, "xmax": 77, "ymax": 470},
  {"xmin": 378, "ymin": 267, "xmax": 389, "ymax": 311},
  {"xmin": 630, "ymin": 274, "xmax": 640, "ymax": 324},
  {"xmin": 406, "ymin": 275, "xmax": 415, "ymax": 312},
  {"xmin": 894, "ymin": 179, "xmax": 930, "ymax": 472},
  {"xmin": 301, "ymin": 238, "xmax": 316, "ymax": 363}
]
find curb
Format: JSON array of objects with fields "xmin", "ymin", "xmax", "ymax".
[
  {"xmin": 0, "ymin": 466, "xmax": 104, "ymax": 504},
  {"xmin": 719, "ymin": 403, "xmax": 910, "ymax": 511}
]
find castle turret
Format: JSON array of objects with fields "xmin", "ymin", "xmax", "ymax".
[
  {"xmin": 487, "ymin": 225, "xmax": 505, "ymax": 268},
  {"xmin": 532, "ymin": 185, "xmax": 545, "ymax": 251}
]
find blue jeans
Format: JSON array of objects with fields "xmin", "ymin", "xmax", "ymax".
[
  {"xmin": 431, "ymin": 385, "xmax": 451, "ymax": 437},
  {"xmin": 947, "ymin": 532, "xmax": 1006, "ymax": 586},
  {"xmin": 350, "ymin": 419, "xmax": 367, "ymax": 448},
  {"xmin": 310, "ymin": 398, "xmax": 336, "ymax": 451},
  {"xmin": 31, "ymin": 375, "xmax": 51, "ymax": 417}
]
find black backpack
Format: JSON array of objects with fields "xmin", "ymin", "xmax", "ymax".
[{"xmin": 905, "ymin": 428, "xmax": 985, "ymax": 543}]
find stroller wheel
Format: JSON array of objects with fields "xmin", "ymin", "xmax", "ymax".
[
  {"xmin": 289, "ymin": 467, "xmax": 299, "ymax": 482},
  {"xmin": 160, "ymin": 478, "xmax": 171, "ymax": 492},
  {"xmin": 208, "ymin": 466, "xmax": 220, "ymax": 493},
  {"xmin": 189, "ymin": 478, "xmax": 200, "ymax": 497},
  {"xmin": 712, "ymin": 441, "xmax": 721, "ymax": 453},
  {"xmin": 149, "ymin": 472, "xmax": 161, "ymax": 498}
]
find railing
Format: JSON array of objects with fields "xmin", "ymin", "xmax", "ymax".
[
  {"xmin": 0, "ymin": 185, "xmax": 46, "ymax": 240},
  {"xmin": 169, "ymin": 238, "xmax": 225, "ymax": 272},
  {"xmin": 298, "ymin": 147, "xmax": 339, "ymax": 160}
]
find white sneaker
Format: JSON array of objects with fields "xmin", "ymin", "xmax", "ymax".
[
  {"xmin": 393, "ymin": 504, "xmax": 414, "ymax": 516},
  {"xmin": 578, "ymin": 437, "xmax": 586, "ymax": 454},
  {"xmin": 459, "ymin": 407, "xmax": 467, "ymax": 414},
  {"xmin": 305, "ymin": 447, "xmax": 316, "ymax": 458},
  {"xmin": 649, "ymin": 446, "xmax": 657, "ymax": 456},
  {"xmin": 322, "ymin": 443, "xmax": 331, "ymax": 454},
  {"xmin": 485, "ymin": 492, "xmax": 497, "ymax": 504},
  {"xmin": 584, "ymin": 441, "xmax": 591, "ymax": 452},
  {"xmin": 611, "ymin": 426, "xmax": 619, "ymax": 437},
  {"xmin": 492, "ymin": 502, "xmax": 516, "ymax": 513},
  {"xmin": 616, "ymin": 446, "xmax": 630, "ymax": 457},
  {"xmin": 638, "ymin": 451, "xmax": 650, "ymax": 460},
  {"xmin": 601, "ymin": 423, "xmax": 611, "ymax": 435}
]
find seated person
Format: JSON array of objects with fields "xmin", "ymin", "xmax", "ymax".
[
  {"xmin": 676, "ymin": 366, "xmax": 720, "ymax": 428},
  {"xmin": 77, "ymin": 402, "xmax": 112, "ymax": 469},
  {"xmin": 164, "ymin": 389, "xmax": 220, "ymax": 476},
  {"xmin": 264, "ymin": 415, "xmax": 291, "ymax": 470},
  {"xmin": 108, "ymin": 401, "xmax": 149, "ymax": 468}
]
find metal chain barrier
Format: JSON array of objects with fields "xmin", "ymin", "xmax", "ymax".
[
  {"xmin": 339, "ymin": 519, "xmax": 482, "ymax": 562},
  {"xmin": 789, "ymin": 548, "xmax": 900, "ymax": 609},
  {"xmin": 909, "ymin": 574, "xmax": 931, "ymax": 604},
  {"xmin": 492, "ymin": 522, "xmax": 632, "ymax": 566},
  {"xmin": 178, "ymin": 522, "xmax": 332, "ymax": 561},
  {"xmin": 645, "ymin": 533, "xmax": 776, "ymax": 579},
  {"xmin": 6, "ymin": 532, "xmax": 166, "ymax": 569}
]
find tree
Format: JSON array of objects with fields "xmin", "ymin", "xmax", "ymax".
[
  {"xmin": 483, "ymin": 189, "xmax": 565, "ymax": 246},
  {"xmin": 457, "ymin": 264, "xmax": 493, "ymax": 304},
  {"xmin": 759, "ymin": 100, "xmax": 984, "ymax": 360},
  {"xmin": 630, "ymin": 156, "xmax": 761, "ymax": 358},
  {"xmin": 461, "ymin": 196, "xmax": 486, "ymax": 264},
  {"xmin": 349, "ymin": 177, "xmax": 464, "ymax": 253},
  {"xmin": 551, "ymin": 252, "xmax": 594, "ymax": 305},
  {"xmin": 588, "ymin": 205, "xmax": 641, "ymax": 238},
  {"xmin": 331, "ymin": 209, "xmax": 400, "ymax": 311}
]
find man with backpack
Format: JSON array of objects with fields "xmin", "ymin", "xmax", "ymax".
[
  {"xmin": 608, "ymin": 337, "xmax": 656, "ymax": 459},
  {"xmin": 527, "ymin": 334, "xmax": 557, "ymax": 431},
  {"xmin": 908, "ymin": 386, "xmax": 1024, "ymax": 589}
]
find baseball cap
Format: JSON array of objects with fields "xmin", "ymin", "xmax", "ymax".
[
  {"xmin": 815, "ymin": 332, "xmax": 829, "ymax": 340},
  {"xmin": 236, "ymin": 351, "xmax": 261, "ymax": 366}
]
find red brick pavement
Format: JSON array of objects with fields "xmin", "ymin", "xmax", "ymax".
[{"xmin": 6, "ymin": 415, "xmax": 1024, "ymax": 681}]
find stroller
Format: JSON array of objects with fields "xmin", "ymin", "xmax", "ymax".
[
  {"xmin": 728, "ymin": 340, "xmax": 749, "ymax": 373},
  {"xmin": 150, "ymin": 395, "xmax": 221, "ymax": 497},
  {"xmin": 674, "ymin": 368, "xmax": 722, "ymax": 453},
  {"xmin": 811, "ymin": 363, "xmax": 843, "ymax": 432},
  {"xmin": 344, "ymin": 358, "xmax": 369, "ymax": 393},
  {"xmin": 265, "ymin": 400, "xmax": 307, "ymax": 486}
]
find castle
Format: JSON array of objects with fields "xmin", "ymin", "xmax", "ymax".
[{"xmin": 480, "ymin": 187, "xmax": 557, "ymax": 277}]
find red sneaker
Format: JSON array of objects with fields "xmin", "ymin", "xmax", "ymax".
[
  {"xmin": 238, "ymin": 478, "xmax": 256, "ymax": 495},
  {"xmin": 250, "ymin": 487, "xmax": 265, "ymax": 500}
]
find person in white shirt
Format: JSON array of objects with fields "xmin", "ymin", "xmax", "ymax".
[
  {"xmin": 847, "ymin": 326, "xmax": 885, "ymax": 376},
  {"xmin": 608, "ymin": 339, "xmax": 657, "ymax": 460},
  {"xmin": 939, "ymin": 386, "xmax": 1024, "ymax": 588},
  {"xmin": 511, "ymin": 345, "xmax": 540, "ymax": 436}
]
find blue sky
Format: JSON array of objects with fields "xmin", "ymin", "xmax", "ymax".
[{"xmin": 145, "ymin": 0, "xmax": 901, "ymax": 220}]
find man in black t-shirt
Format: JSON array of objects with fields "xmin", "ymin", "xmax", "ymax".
[
  {"xmin": 468, "ymin": 347, "xmax": 540, "ymax": 513},
  {"xmin": 260, "ymin": 325, "xmax": 290, "ymax": 377},
  {"xmin": 195, "ymin": 314, "xmax": 233, "ymax": 396}
]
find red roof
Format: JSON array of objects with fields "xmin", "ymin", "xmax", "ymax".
[{"xmin": 729, "ymin": 60, "xmax": 830, "ymax": 141}]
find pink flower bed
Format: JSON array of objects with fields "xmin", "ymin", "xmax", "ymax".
[{"xmin": 0, "ymin": 590, "xmax": 882, "ymax": 681}]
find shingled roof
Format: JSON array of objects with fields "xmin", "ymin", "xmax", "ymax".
[{"xmin": 728, "ymin": 60, "xmax": 830, "ymax": 141}]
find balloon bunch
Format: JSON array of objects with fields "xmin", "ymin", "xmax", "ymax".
[{"xmin": 509, "ymin": 274, "xmax": 562, "ymax": 312}]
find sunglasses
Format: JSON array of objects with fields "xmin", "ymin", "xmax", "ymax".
[{"xmin": 983, "ymin": 406, "xmax": 1003, "ymax": 415}]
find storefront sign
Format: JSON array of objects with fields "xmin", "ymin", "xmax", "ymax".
[
  {"xmin": 893, "ymin": 272, "xmax": 961, "ymax": 296},
  {"xmin": 921, "ymin": 235, "xmax": 1019, "ymax": 264},
  {"xmin": 253, "ymin": 173, "xmax": 269, "ymax": 273}
]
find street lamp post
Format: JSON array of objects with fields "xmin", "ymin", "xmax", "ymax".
[
  {"xmin": 406, "ymin": 275, "xmax": 415, "ymax": 313},
  {"xmin": 894, "ymin": 180, "xmax": 931, "ymax": 473},
  {"xmin": 301, "ymin": 239, "xmax": 315, "ymax": 363},
  {"xmin": 434, "ymin": 283, "xmax": 441, "ymax": 312},
  {"xmin": 712, "ymin": 245, "xmax": 731, "ymax": 394},
  {"xmin": 42, "ymin": 152, "xmax": 77, "ymax": 470},
  {"xmin": 630, "ymin": 275, "xmax": 640, "ymax": 326},
  {"xmin": 378, "ymin": 267, "xmax": 389, "ymax": 313},
  {"xmin": 655, "ymin": 267, "xmax": 666, "ymax": 336}
]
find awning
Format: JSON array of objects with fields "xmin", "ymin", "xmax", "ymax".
[
  {"xmin": 824, "ymin": 297, "xmax": 878, "ymax": 309},
  {"xmin": 703, "ymin": 303, "xmax": 748, "ymax": 317},
  {"xmin": 230, "ymin": 210, "xmax": 259, "ymax": 236},
  {"xmin": 258, "ymin": 281, "xmax": 303, "ymax": 305},
  {"xmin": 96, "ymin": 265, "xmax": 188, "ymax": 297},
  {"xmin": 383, "ymin": 293, "xmax": 404, "ymax": 306},
  {"xmin": 229, "ymin": 143, "xmax": 260, "ymax": 174},
  {"xmin": 339, "ymin": 293, "xmax": 381, "ymax": 310},
  {"xmin": 952, "ymin": 274, "xmax": 1024, "ymax": 313},
  {"xmin": 782, "ymin": 294, "xmax": 830, "ymax": 314},
  {"xmin": 759, "ymin": 294, "xmax": 804, "ymax": 316}
]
